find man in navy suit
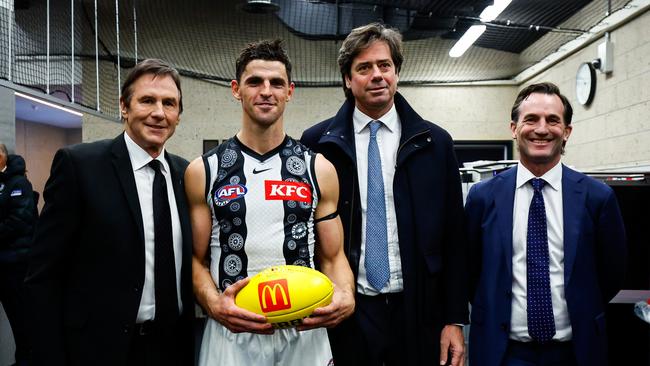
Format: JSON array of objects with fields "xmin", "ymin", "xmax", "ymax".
[
  {"xmin": 465, "ymin": 82, "xmax": 626, "ymax": 366},
  {"xmin": 25, "ymin": 59, "xmax": 194, "ymax": 366}
]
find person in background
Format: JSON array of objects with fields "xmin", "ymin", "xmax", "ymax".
[
  {"xmin": 465, "ymin": 82, "xmax": 627, "ymax": 366},
  {"xmin": 301, "ymin": 23, "xmax": 468, "ymax": 366},
  {"xmin": 0, "ymin": 143, "xmax": 36, "ymax": 366},
  {"xmin": 24, "ymin": 59, "xmax": 194, "ymax": 366}
]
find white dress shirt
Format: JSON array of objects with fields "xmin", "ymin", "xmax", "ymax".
[
  {"xmin": 353, "ymin": 105, "xmax": 404, "ymax": 295},
  {"xmin": 510, "ymin": 161, "xmax": 572, "ymax": 341},
  {"xmin": 124, "ymin": 133, "xmax": 183, "ymax": 322}
]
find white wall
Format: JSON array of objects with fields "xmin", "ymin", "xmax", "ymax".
[
  {"xmin": 526, "ymin": 10, "xmax": 650, "ymax": 171},
  {"xmin": 15, "ymin": 120, "xmax": 82, "ymax": 211},
  {"xmin": 82, "ymin": 78, "xmax": 516, "ymax": 161}
]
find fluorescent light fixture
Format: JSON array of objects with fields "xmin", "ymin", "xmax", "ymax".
[
  {"xmin": 480, "ymin": 0, "xmax": 512, "ymax": 22},
  {"xmin": 15, "ymin": 92, "xmax": 83, "ymax": 117},
  {"xmin": 449, "ymin": 25, "xmax": 486, "ymax": 58},
  {"xmin": 449, "ymin": 0, "xmax": 513, "ymax": 58}
]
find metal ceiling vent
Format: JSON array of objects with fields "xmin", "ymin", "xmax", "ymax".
[{"xmin": 242, "ymin": 0, "xmax": 280, "ymax": 13}]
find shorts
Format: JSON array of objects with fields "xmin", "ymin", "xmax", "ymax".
[{"xmin": 198, "ymin": 318, "xmax": 333, "ymax": 366}]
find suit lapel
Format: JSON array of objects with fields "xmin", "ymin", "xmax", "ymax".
[
  {"xmin": 166, "ymin": 153, "xmax": 190, "ymax": 249},
  {"xmin": 494, "ymin": 167, "xmax": 517, "ymax": 278},
  {"xmin": 562, "ymin": 165, "xmax": 584, "ymax": 287},
  {"xmin": 111, "ymin": 134, "xmax": 145, "ymax": 244},
  {"xmin": 317, "ymin": 98, "xmax": 357, "ymax": 162},
  {"xmin": 166, "ymin": 153, "xmax": 192, "ymax": 309}
]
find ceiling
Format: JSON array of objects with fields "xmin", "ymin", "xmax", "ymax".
[
  {"xmin": 15, "ymin": 93, "xmax": 82, "ymax": 129},
  {"xmin": 5, "ymin": 0, "xmax": 637, "ymax": 120}
]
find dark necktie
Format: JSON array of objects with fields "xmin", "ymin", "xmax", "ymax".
[
  {"xmin": 149, "ymin": 159, "xmax": 178, "ymax": 324},
  {"xmin": 365, "ymin": 120, "xmax": 390, "ymax": 291},
  {"xmin": 527, "ymin": 178, "xmax": 555, "ymax": 342}
]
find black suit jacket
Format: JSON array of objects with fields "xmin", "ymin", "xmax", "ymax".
[
  {"xmin": 301, "ymin": 93, "xmax": 469, "ymax": 365},
  {"xmin": 25, "ymin": 134, "xmax": 193, "ymax": 366}
]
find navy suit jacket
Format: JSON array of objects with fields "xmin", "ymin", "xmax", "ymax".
[{"xmin": 465, "ymin": 164, "xmax": 626, "ymax": 366}]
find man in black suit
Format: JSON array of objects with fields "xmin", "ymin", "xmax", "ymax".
[
  {"xmin": 25, "ymin": 59, "xmax": 194, "ymax": 366},
  {"xmin": 301, "ymin": 23, "xmax": 468, "ymax": 366}
]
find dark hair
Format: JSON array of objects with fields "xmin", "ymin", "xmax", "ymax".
[
  {"xmin": 511, "ymin": 82, "xmax": 573, "ymax": 125},
  {"xmin": 235, "ymin": 39, "xmax": 292, "ymax": 83},
  {"xmin": 338, "ymin": 22, "xmax": 404, "ymax": 100},
  {"xmin": 121, "ymin": 58, "xmax": 183, "ymax": 114}
]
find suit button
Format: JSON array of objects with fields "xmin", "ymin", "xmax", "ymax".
[
  {"xmin": 123, "ymin": 325, "xmax": 130, "ymax": 333},
  {"xmin": 344, "ymin": 200, "xmax": 349, "ymax": 205},
  {"xmin": 134, "ymin": 287, "xmax": 139, "ymax": 292},
  {"xmin": 505, "ymin": 290, "xmax": 512, "ymax": 298},
  {"xmin": 500, "ymin": 323, "xmax": 509, "ymax": 332}
]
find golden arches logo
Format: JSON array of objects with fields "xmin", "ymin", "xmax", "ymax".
[{"xmin": 258, "ymin": 279, "xmax": 292, "ymax": 312}]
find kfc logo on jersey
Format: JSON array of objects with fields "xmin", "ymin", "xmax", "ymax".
[
  {"xmin": 214, "ymin": 184, "xmax": 247, "ymax": 207},
  {"xmin": 265, "ymin": 180, "xmax": 312, "ymax": 203}
]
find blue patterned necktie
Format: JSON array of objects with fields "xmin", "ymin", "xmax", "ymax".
[
  {"xmin": 365, "ymin": 120, "xmax": 390, "ymax": 291},
  {"xmin": 527, "ymin": 178, "xmax": 555, "ymax": 342}
]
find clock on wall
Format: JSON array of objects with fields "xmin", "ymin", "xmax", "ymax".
[{"xmin": 576, "ymin": 62, "xmax": 596, "ymax": 106}]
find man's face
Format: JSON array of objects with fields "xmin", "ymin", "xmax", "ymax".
[
  {"xmin": 511, "ymin": 93, "xmax": 572, "ymax": 172},
  {"xmin": 120, "ymin": 73, "xmax": 181, "ymax": 157},
  {"xmin": 231, "ymin": 59, "xmax": 294, "ymax": 127},
  {"xmin": 345, "ymin": 41, "xmax": 399, "ymax": 119}
]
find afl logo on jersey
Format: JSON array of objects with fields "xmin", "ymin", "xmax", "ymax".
[
  {"xmin": 265, "ymin": 180, "xmax": 312, "ymax": 203},
  {"xmin": 214, "ymin": 184, "xmax": 247, "ymax": 207}
]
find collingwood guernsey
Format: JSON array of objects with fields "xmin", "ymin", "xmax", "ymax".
[{"xmin": 203, "ymin": 135, "xmax": 320, "ymax": 291}]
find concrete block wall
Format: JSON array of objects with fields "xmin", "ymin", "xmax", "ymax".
[
  {"xmin": 527, "ymin": 9, "xmax": 650, "ymax": 171},
  {"xmin": 0, "ymin": 86, "xmax": 16, "ymax": 152},
  {"xmin": 398, "ymin": 85, "xmax": 517, "ymax": 141},
  {"xmin": 82, "ymin": 78, "xmax": 516, "ymax": 161}
]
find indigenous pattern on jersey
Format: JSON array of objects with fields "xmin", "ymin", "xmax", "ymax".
[{"xmin": 203, "ymin": 136, "xmax": 320, "ymax": 291}]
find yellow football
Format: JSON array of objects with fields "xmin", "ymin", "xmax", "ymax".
[{"xmin": 235, "ymin": 265, "xmax": 334, "ymax": 329}]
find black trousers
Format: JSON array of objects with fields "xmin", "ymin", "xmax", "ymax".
[
  {"xmin": 127, "ymin": 320, "xmax": 185, "ymax": 366},
  {"xmin": 0, "ymin": 261, "xmax": 30, "ymax": 365},
  {"xmin": 329, "ymin": 292, "xmax": 407, "ymax": 366}
]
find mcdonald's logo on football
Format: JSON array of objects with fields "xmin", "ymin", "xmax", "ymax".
[{"xmin": 258, "ymin": 279, "xmax": 292, "ymax": 312}]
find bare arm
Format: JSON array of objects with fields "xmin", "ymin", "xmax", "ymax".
[
  {"xmin": 299, "ymin": 154, "xmax": 355, "ymax": 330},
  {"xmin": 185, "ymin": 157, "xmax": 272, "ymax": 334}
]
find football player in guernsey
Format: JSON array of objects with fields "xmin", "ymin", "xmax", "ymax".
[{"xmin": 185, "ymin": 39, "xmax": 356, "ymax": 366}]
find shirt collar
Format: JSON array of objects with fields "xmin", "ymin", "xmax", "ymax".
[
  {"xmin": 123, "ymin": 132, "xmax": 169, "ymax": 173},
  {"xmin": 516, "ymin": 161, "xmax": 562, "ymax": 191},
  {"xmin": 353, "ymin": 104, "xmax": 398, "ymax": 134}
]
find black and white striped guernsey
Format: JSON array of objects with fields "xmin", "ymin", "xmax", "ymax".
[{"xmin": 202, "ymin": 136, "xmax": 320, "ymax": 291}]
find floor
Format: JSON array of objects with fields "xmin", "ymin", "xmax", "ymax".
[{"xmin": 0, "ymin": 303, "xmax": 16, "ymax": 366}]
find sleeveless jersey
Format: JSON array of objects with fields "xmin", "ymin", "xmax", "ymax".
[{"xmin": 203, "ymin": 136, "xmax": 320, "ymax": 291}]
